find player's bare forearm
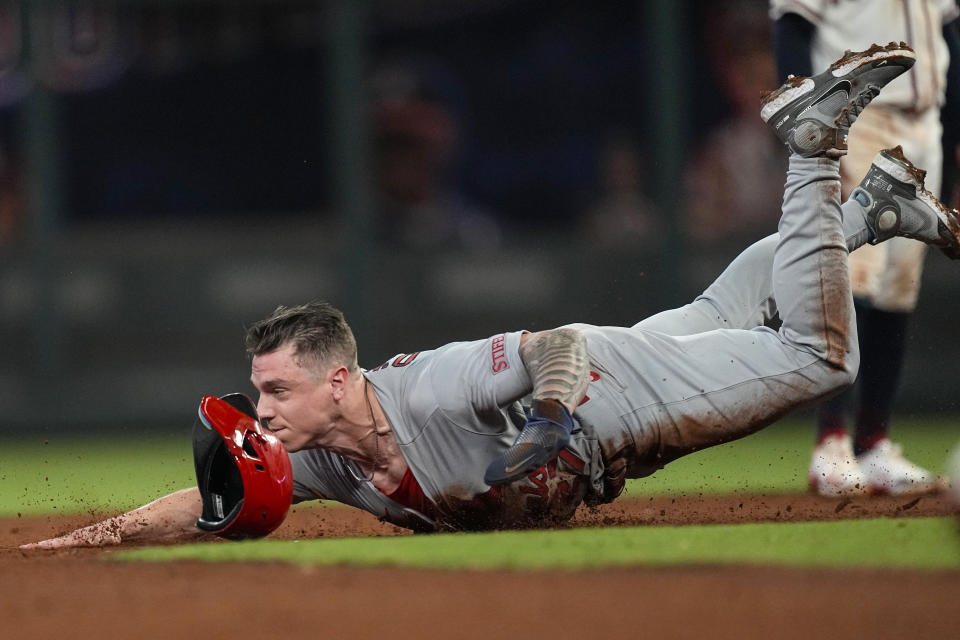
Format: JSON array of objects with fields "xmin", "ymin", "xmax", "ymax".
[
  {"xmin": 116, "ymin": 487, "xmax": 206, "ymax": 543},
  {"xmin": 519, "ymin": 328, "xmax": 589, "ymax": 414},
  {"xmin": 20, "ymin": 487, "xmax": 206, "ymax": 549}
]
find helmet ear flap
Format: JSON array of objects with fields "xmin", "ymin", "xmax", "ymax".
[{"xmin": 195, "ymin": 438, "xmax": 245, "ymax": 531}]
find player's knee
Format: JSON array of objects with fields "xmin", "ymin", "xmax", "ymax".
[
  {"xmin": 818, "ymin": 314, "xmax": 860, "ymax": 390},
  {"xmin": 820, "ymin": 351, "xmax": 859, "ymax": 397},
  {"xmin": 803, "ymin": 339, "xmax": 858, "ymax": 400},
  {"xmin": 839, "ymin": 336, "xmax": 860, "ymax": 387}
]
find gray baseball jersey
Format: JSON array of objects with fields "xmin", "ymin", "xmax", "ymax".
[{"xmin": 290, "ymin": 331, "xmax": 604, "ymax": 532}]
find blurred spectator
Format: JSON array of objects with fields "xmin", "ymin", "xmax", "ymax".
[
  {"xmin": 578, "ymin": 131, "xmax": 662, "ymax": 251},
  {"xmin": 369, "ymin": 57, "xmax": 503, "ymax": 251},
  {"xmin": 682, "ymin": 2, "xmax": 786, "ymax": 248},
  {"xmin": 0, "ymin": 141, "xmax": 21, "ymax": 244},
  {"xmin": 0, "ymin": 3, "xmax": 27, "ymax": 110},
  {"xmin": 41, "ymin": 2, "xmax": 134, "ymax": 93},
  {"xmin": 0, "ymin": 5, "xmax": 22, "ymax": 245}
]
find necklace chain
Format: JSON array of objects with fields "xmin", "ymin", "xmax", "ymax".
[{"xmin": 363, "ymin": 377, "xmax": 381, "ymax": 482}]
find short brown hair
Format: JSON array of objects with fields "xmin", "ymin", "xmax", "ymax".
[{"xmin": 244, "ymin": 301, "xmax": 358, "ymax": 374}]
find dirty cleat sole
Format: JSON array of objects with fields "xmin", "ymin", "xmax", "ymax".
[{"xmin": 761, "ymin": 42, "xmax": 916, "ymax": 158}]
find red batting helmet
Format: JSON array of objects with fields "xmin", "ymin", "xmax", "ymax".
[{"xmin": 192, "ymin": 393, "xmax": 293, "ymax": 540}]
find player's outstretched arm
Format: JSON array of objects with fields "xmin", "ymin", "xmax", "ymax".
[{"xmin": 19, "ymin": 487, "xmax": 206, "ymax": 549}]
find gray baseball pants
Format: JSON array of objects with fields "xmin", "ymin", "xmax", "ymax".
[{"xmin": 581, "ymin": 155, "xmax": 862, "ymax": 477}]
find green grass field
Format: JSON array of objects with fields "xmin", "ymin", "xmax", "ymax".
[
  {"xmin": 1, "ymin": 432, "xmax": 195, "ymax": 517},
  {"xmin": 121, "ymin": 517, "xmax": 960, "ymax": 570},
  {"xmin": 4, "ymin": 416, "xmax": 959, "ymax": 569}
]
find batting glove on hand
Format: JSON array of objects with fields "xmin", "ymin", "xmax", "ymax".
[{"xmin": 484, "ymin": 399, "xmax": 575, "ymax": 486}]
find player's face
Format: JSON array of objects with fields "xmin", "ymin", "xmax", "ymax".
[{"xmin": 250, "ymin": 343, "xmax": 335, "ymax": 452}]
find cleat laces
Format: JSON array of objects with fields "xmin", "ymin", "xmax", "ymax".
[{"xmin": 837, "ymin": 84, "xmax": 880, "ymax": 130}]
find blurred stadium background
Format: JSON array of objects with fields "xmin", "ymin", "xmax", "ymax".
[{"xmin": 1, "ymin": 0, "xmax": 958, "ymax": 434}]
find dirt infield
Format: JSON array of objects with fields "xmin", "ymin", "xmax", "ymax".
[{"xmin": 3, "ymin": 492, "xmax": 959, "ymax": 639}]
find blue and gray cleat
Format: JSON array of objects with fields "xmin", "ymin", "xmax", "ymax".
[{"xmin": 854, "ymin": 146, "xmax": 960, "ymax": 259}]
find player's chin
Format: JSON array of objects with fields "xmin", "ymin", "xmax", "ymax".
[
  {"xmin": 274, "ymin": 430, "xmax": 305, "ymax": 453},
  {"xmin": 266, "ymin": 425, "xmax": 292, "ymax": 447}
]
